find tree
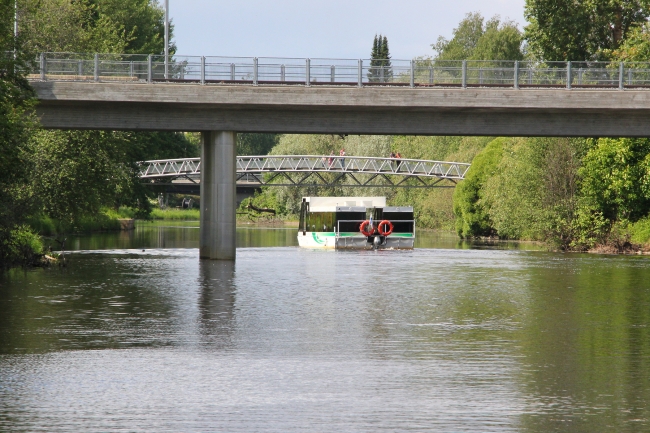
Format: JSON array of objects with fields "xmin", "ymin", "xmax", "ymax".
[
  {"xmin": 89, "ymin": 0, "xmax": 174, "ymax": 54},
  {"xmin": 369, "ymin": 34, "xmax": 392, "ymax": 82},
  {"xmin": 453, "ymin": 138, "xmax": 504, "ymax": 238},
  {"xmin": 0, "ymin": 1, "xmax": 41, "ymax": 264},
  {"xmin": 524, "ymin": 0, "xmax": 650, "ymax": 61},
  {"xmin": 237, "ymin": 134, "xmax": 280, "ymax": 156},
  {"xmin": 16, "ymin": 0, "xmax": 192, "ymax": 227},
  {"xmin": 18, "ymin": 0, "xmax": 128, "ymax": 54},
  {"xmin": 609, "ymin": 23, "xmax": 650, "ymax": 62},
  {"xmin": 433, "ymin": 13, "xmax": 524, "ymax": 61},
  {"xmin": 579, "ymin": 138, "xmax": 650, "ymax": 223}
]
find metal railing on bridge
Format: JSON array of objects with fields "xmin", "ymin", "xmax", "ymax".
[
  {"xmin": 21, "ymin": 51, "xmax": 650, "ymax": 89},
  {"xmin": 139, "ymin": 155, "xmax": 471, "ymax": 188}
]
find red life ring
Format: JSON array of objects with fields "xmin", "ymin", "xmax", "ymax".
[
  {"xmin": 359, "ymin": 220, "xmax": 375, "ymax": 236},
  {"xmin": 377, "ymin": 220, "xmax": 394, "ymax": 236}
]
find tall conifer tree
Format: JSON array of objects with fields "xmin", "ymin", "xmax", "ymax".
[{"xmin": 369, "ymin": 34, "xmax": 392, "ymax": 82}]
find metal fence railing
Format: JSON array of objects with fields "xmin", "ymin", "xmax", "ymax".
[{"xmin": 18, "ymin": 52, "xmax": 650, "ymax": 89}]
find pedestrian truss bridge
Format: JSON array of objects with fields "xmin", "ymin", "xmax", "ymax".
[{"xmin": 140, "ymin": 156, "xmax": 471, "ymax": 188}]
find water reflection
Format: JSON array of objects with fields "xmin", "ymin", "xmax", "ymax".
[
  {"xmin": 1, "ymin": 226, "xmax": 649, "ymax": 432},
  {"xmin": 198, "ymin": 260, "xmax": 235, "ymax": 349},
  {"xmin": 516, "ymin": 255, "xmax": 650, "ymax": 431}
]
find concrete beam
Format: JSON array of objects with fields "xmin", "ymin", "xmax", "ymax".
[
  {"xmin": 31, "ymin": 81, "xmax": 650, "ymax": 137},
  {"xmin": 33, "ymin": 102, "xmax": 650, "ymax": 137},
  {"xmin": 200, "ymin": 131, "xmax": 236, "ymax": 260}
]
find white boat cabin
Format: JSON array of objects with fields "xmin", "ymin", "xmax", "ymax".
[{"xmin": 297, "ymin": 197, "xmax": 415, "ymax": 249}]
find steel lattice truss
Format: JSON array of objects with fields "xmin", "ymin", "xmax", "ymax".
[{"xmin": 140, "ymin": 155, "xmax": 471, "ymax": 188}]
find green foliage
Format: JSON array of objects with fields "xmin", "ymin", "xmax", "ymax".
[
  {"xmin": 25, "ymin": 129, "xmax": 197, "ymax": 225},
  {"xmin": 524, "ymin": 0, "xmax": 650, "ymax": 61},
  {"xmin": 237, "ymin": 133, "xmax": 280, "ymax": 156},
  {"xmin": 19, "ymin": 0, "xmax": 172, "ymax": 55},
  {"xmin": 482, "ymin": 138, "xmax": 583, "ymax": 247},
  {"xmin": 27, "ymin": 130, "xmax": 132, "ymax": 223},
  {"xmin": 453, "ymin": 138, "xmax": 504, "ymax": 238},
  {"xmin": 28, "ymin": 212, "xmax": 122, "ymax": 236},
  {"xmin": 240, "ymin": 189, "xmax": 289, "ymax": 218},
  {"xmin": 2, "ymin": 225, "xmax": 42, "ymax": 266},
  {"xmin": 150, "ymin": 208, "xmax": 200, "ymax": 220},
  {"xmin": 609, "ymin": 23, "xmax": 650, "ymax": 62},
  {"xmin": 629, "ymin": 216, "xmax": 650, "ymax": 245},
  {"xmin": 0, "ymin": 2, "xmax": 40, "ymax": 266},
  {"xmin": 433, "ymin": 13, "xmax": 524, "ymax": 61},
  {"xmin": 123, "ymin": 131, "xmax": 199, "ymax": 161},
  {"xmin": 19, "ymin": 0, "xmax": 127, "ymax": 53},
  {"xmin": 579, "ymin": 138, "xmax": 650, "ymax": 223},
  {"xmin": 89, "ymin": 0, "xmax": 172, "ymax": 54},
  {"xmin": 369, "ymin": 34, "xmax": 392, "ymax": 82}
]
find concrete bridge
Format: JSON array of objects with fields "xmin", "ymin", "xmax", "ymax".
[{"xmin": 26, "ymin": 52, "xmax": 650, "ymax": 260}]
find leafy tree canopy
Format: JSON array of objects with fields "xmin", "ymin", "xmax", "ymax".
[
  {"xmin": 18, "ymin": 0, "xmax": 173, "ymax": 54},
  {"xmin": 609, "ymin": 22, "xmax": 650, "ymax": 61},
  {"xmin": 237, "ymin": 134, "xmax": 280, "ymax": 156},
  {"xmin": 524, "ymin": 0, "xmax": 650, "ymax": 61},
  {"xmin": 433, "ymin": 12, "xmax": 524, "ymax": 61}
]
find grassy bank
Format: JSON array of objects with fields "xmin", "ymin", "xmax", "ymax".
[
  {"xmin": 28, "ymin": 212, "xmax": 122, "ymax": 236},
  {"xmin": 150, "ymin": 208, "xmax": 200, "ymax": 220}
]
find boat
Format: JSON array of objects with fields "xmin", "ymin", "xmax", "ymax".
[{"xmin": 297, "ymin": 197, "xmax": 415, "ymax": 249}]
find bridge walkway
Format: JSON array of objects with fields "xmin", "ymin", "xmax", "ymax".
[{"xmin": 140, "ymin": 155, "xmax": 470, "ymax": 188}]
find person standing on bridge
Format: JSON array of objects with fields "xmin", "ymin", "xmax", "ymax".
[
  {"xmin": 390, "ymin": 151, "xmax": 396, "ymax": 170},
  {"xmin": 395, "ymin": 152, "xmax": 402, "ymax": 171},
  {"xmin": 328, "ymin": 151, "xmax": 334, "ymax": 168},
  {"xmin": 340, "ymin": 148, "xmax": 346, "ymax": 169}
]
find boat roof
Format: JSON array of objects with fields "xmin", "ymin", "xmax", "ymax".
[{"xmin": 304, "ymin": 197, "xmax": 386, "ymax": 212}]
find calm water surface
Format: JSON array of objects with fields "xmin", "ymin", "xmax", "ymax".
[{"xmin": 1, "ymin": 222, "xmax": 649, "ymax": 432}]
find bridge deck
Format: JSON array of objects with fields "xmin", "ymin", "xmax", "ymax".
[
  {"xmin": 140, "ymin": 156, "xmax": 470, "ymax": 188},
  {"xmin": 28, "ymin": 52, "xmax": 650, "ymax": 136}
]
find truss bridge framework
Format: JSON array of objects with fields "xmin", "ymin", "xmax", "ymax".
[{"xmin": 140, "ymin": 155, "xmax": 471, "ymax": 188}]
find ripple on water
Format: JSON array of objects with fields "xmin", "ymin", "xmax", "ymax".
[{"xmin": 0, "ymin": 245, "xmax": 649, "ymax": 432}]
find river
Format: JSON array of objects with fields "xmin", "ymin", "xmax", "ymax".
[{"xmin": 1, "ymin": 222, "xmax": 649, "ymax": 432}]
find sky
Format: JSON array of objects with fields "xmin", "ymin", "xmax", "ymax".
[{"xmin": 170, "ymin": 0, "xmax": 527, "ymax": 60}]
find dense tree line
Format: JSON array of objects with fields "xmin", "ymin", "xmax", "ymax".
[
  {"xmin": 450, "ymin": 6, "xmax": 650, "ymax": 251},
  {"xmin": 0, "ymin": 0, "xmax": 199, "ymax": 267}
]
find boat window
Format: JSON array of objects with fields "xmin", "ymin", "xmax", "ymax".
[
  {"xmin": 336, "ymin": 211, "xmax": 365, "ymax": 233},
  {"xmin": 307, "ymin": 212, "xmax": 335, "ymax": 232}
]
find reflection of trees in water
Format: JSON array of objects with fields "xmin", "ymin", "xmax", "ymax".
[
  {"xmin": 198, "ymin": 260, "xmax": 236, "ymax": 349},
  {"xmin": 518, "ymin": 260, "xmax": 650, "ymax": 431}
]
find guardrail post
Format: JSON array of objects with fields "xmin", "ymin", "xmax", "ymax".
[
  {"xmin": 129, "ymin": 61, "xmax": 134, "ymax": 78},
  {"xmin": 429, "ymin": 66, "xmax": 433, "ymax": 85},
  {"xmin": 566, "ymin": 61, "xmax": 572, "ymax": 89},
  {"xmin": 253, "ymin": 57, "xmax": 258, "ymax": 85},
  {"xmin": 230, "ymin": 63, "xmax": 235, "ymax": 81},
  {"xmin": 331, "ymin": 65, "xmax": 335, "ymax": 83},
  {"xmin": 94, "ymin": 53, "xmax": 99, "ymax": 82},
  {"xmin": 619, "ymin": 62, "xmax": 624, "ymax": 90},
  {"xmin": 358, "ymin": 59, "xmax": 363, "ymax": 87},
  {"xmin": 281, "ymin": 64, "xmax": 285, "ymax": 82},
  {"xmin": 514, "ymin": 60, "xmax": 519, "ymax": 89},
  {"xmin": 410, "ymin": 60, "xmax": 415, "ymax": 88},
  {"xmin": 78, "ymin": 60, "xmax": 83, "ymax": 77},
  {"xmin": 40, "ymin": 53, "xmax": 45, "ymax": 80},
  {"xmin": 306, "ymin": 58, "xmax": 310, "ymax": 86},
  {"xmin": 147, "ymin": 54, "xmax": 152, "ymax": 83},
  {"xmin": 200, "ymin": 56, "xmax": 205, "ymax": 85},
  {"xmin": 461, "ymin": 60, "xmax": 467, "ymax": 88}
]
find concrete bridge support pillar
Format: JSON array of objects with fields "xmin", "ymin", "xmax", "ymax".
[{"xmin": 200, "ymin": 131, "xmax": 237, "ymax": 260}]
